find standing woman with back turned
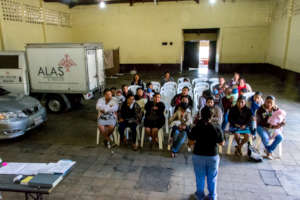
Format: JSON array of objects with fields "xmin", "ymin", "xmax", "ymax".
[{"xmin": 188, "ymin": 107, "xmax": 225, "ymax": 200}]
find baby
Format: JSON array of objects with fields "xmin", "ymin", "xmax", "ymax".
[{"xmin": 268, "ymin": 109, "xmax": 286, "ymax": 139}]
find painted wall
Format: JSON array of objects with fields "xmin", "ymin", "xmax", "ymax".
[
  {"xmin": 267, "ymin": 0, "xmax": 300, "ymax": 73},
  {"xmin": 0, "ymin": 0, "xmax": 72, "ymax": 50},
  {"xmin": 71, "ymin": 0, "xmax": 272, "ymax": 64}
]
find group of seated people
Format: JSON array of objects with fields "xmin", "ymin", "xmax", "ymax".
[{"xmin": 96, "ymin": 72, "xmax": 286, "ymax": 160}]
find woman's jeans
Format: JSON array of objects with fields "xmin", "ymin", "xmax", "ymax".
[
  {"xmin": 221, "ymin": 111, "xmax": 229, "ymax": 131},
  {"xmin": 257, "ymin": 126, "xmax": 283, "ymax": 153},
  {"xmin": 192, "ymin": 154, "xmax": 220, "ymax": 200},
  {"xmin": 171, "ymin": 128, "xmax": 187, "ymax": 153}
]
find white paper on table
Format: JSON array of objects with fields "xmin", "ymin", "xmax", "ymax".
[{"xmin": 0, "ymin": 163, "xmax": 27, "ymax": 174}]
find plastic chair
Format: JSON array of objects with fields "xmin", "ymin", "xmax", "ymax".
[
  {"xmin": 210, "ymin": 82, "xmax": 219, "ymax": 92},
  {"xmin": 160, "ymin": 88, "xmax": 177, "ymax": 105},
  {"xmin": 140, "ymin": 127, "xmax": 164, "ymax": 150},
  {"xmin": 226, "ymin": 133, "xmax": 253, "ymax": 155},
  {"xmin": 177, "ymin": 77, "xmax": 191, "ymax": 84},
  {"xmin": 194, "ymin": 82, "xmax": 209, "ymax": 90},
  {"xmin": 162, "ymin": 81, "xmax": 177, "ymax": 90},
  {"xmin": 177, "ymin": 82, "xmax": 193, "ymax": 94},
  {"xmin": 246, "ymin": 83, "xmax": 253, "ymax": 92},
  {"xmin": 128, "ymin": 85, "xmax": 142, "ymax": 95},
  {"xmin": 242, "ymin": 92, "xmax": 255, "ymax": 101},
  {"xmin": 96, "ymin": 125, "xmax": 120, "ymax": 145},
  {"xmin": 151, "ymin": 81, "xmax": 161, "ymax": 93},
  {"xmin": 192, "ymin": 77, "xmax": 208, "ymax": 86},
  {"xmin": 208, "ymin": 77, "xmax": 219, "ymax": 83}
]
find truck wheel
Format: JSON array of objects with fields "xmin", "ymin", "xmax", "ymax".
[{"xmin": 46, "ymin": 95, "xmax": 65, "ymax": 113}]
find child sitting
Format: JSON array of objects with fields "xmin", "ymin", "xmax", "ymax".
[{"xmin": 268, "ymin": 109, "xmax": 286, "ymax": 140}]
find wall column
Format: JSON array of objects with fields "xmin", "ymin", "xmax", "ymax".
[{"xmin": 40, "ymin": 0, "xmax": 47, "ymax": 43}]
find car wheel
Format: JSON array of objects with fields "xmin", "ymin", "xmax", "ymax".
[{"xmin": 46, "ymin": 95, "xmax": 65, "ymax": 113}]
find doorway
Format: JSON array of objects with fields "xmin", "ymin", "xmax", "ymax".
[{"xmin": 182, "ymin": 28, "xmax": 219, "ymax": 73}]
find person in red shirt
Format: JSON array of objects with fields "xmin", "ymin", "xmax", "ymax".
[{"xmin": 237, "ymin": 78, "xmax": 248, "ymax": 95}]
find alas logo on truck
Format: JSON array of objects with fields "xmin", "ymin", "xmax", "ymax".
[
  {"xmin": 37, "ymin": 54, "xmax": 77, "ymax": 78},
  {"xmin": 58, "ymin": 54, "xmax": 77, "ymax": 72}
]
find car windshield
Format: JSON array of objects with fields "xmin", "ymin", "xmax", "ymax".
[{"xmin": 0, "ymin": 88, "xmax": 10, "ymax": 96}]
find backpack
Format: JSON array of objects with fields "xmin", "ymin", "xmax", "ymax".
[{"xmin": 247, "ymin": 142, "xmax": 263, "ymax": 162}]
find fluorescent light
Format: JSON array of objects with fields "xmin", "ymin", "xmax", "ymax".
[
  {"xmin": 99, "ymin": 1, "xmax": 106, "ymax": 9},
  {"xmin": 209, "ymin": 0, "xmax": 216, "ymax": 4}
]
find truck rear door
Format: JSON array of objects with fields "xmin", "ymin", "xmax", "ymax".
[
  {"xmin": 86, "ymin": 49, "xmax": 98, "ymax": 91},
  {"xmin": 0, "ymin": 54, "xmax": 29, "ymax": 95}
]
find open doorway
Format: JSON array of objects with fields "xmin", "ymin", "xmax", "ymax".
[{"xmin": 182, "ymin": 28, "xmax": 219, "ymax": 73}]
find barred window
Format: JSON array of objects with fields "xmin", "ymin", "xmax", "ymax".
[
  {"xmin": 294, "ymin": 0, "xmax": 300, "ymax": 16},
  {"xmin": 44, "ymin": 9, "xmax": 60, "ymax": 25},
  {"xmin": 24, "ymin": 4, "xmax": 43, "ymax": 24},
  {"xmin": 0, "ymin": 0, "xmax": 22, "ymax": 22},
  {"xmin": 60, "ymin": 12, "xmax": 71, "ymax": 27}
]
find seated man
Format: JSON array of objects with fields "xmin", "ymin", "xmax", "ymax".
[
  {"xmin": 247, "ymin": 91, "xmax": 264, "ymax": 135},
  {"xmin": 144, "ymin": 93, "xmax": 165, "ymax": 145},
  {"xmin": 221, "ymin": 88, "xmax": 233, "ymax": 131},
  {"xmin": 169, "ymin": 97, "xmax": 192, "ymax": 158},
  {"xmin": 197, "ymin": 89, "xmax": 212, "ymax": 111},
  {"xmin": 118, "ymin": 94, "xmax": 142, "ymax": 150},
  {"xmin": 228, "ymin": 96, "xmax": 252, "ymax": 156},
  {"xmin": 171, "ymin": 86, "xmax": 193, "ymax": 112},
  {"xmin": 161, "ymin": 71, "xmax": 174, "ymax": 86}
]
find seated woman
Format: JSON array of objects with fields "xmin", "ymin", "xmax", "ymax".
[
  {"xmin": 135, "ymin": 87, "xmax": 148, "ymax": 114},
  {"xmin": 228, "ymin": 96, "xmax": 252, "ymax": 156},
  {"xmin": 161, "ymin": 71, "xmax": 174, "ymax": 86},
  {"xmin": 144, "ymin": 93, "xmax": 165, "ymax": 145},
  {"xmin": 256, "ymin": 96, "xmax": 285, "ymax": 160},
  {"xmin": 169, "ymin": 96, "xmax": 192, "ymax": 158},
  {"xmin": 118, "ymin": 94, "xmax": 142, "ymax": 150},
  {"xmin": 237, "ymin": 78, "xmax": 249, "ymax": 95},
  {"xmin": 96, "ymin": 88, "xmax": 119, "ymax": 149},
  {"xmin": 131, "ymin": 74, "xmax": 144, "ymax": 90}
]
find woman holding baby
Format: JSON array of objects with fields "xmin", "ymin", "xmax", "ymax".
[{"xmin": 256, "ymin": 96, "xmax": 286, "ymax": 160}]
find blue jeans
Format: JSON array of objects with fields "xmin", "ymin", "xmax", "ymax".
[
  {"xmin": 192, "ymin": 154, "xmax": 219, "ymax": 200},
  {"xmin": 171, "ymin": 129, "xmax": 187, "ymax": 153},
  {"xmin": 257, "ymin": 126, "xmax": 283, "ymax": 153},
  {"xmin": 221, "ymin": 111, "xmax": 229, "ymax": 131},
  {"xmin": 118, "ymin": 121, "xmax": 137, "ymax": 142}
]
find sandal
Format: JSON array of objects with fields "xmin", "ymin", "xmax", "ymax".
[{"xmin": 171, "ymin": 152, "xmax": 176, "ymax": 158}]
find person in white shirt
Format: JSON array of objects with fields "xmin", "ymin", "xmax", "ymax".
[{"xmin": 96, "ymin": 88, "xmax": 119, "ymax": 148}]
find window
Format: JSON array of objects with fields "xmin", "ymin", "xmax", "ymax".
[{"xmin": 0, "ymin": 55, "xmax": 19, "ymax": 69}]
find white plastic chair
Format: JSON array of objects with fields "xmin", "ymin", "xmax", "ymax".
[
  {"xmin": 177, "ymin": 77, "xmax": 191, "ymax": 84},
  {"xmin": 208, "ymin": 77, "xmax": 219, "ymax": 83},
  {"xmin": 226, "ymin": 134, "xmax": 253, "ymax": 155},
  {"xmin": 242, "ymin": 92, "xmax": 255, "ymax": 101},
  {"xmin": 246, "ymin": 83, "xmax": 253, "ymax": 92},
  {"xmin": 160, "ymin": 87, "xmax": 177, "ymax": 105},
  {"xmin": 151, "ymin": 81, "xmax": 161, "ymax": 93},
  {"xmin": 96, "ymin": 126, "xmax": 120, "ymax": 145},
  {"xmin": 193, "ymin": 86, "xmax": 207, "ymax": 115},
  {"xmin": 192, "ymin": 77, "xmax": 208, "ymax": 86},
  {"xmin": 195, "ymin": 82, "xmax": 209, "ymax": 90},
  {"xmin": 162, "ymin": 81, "xmax": 177, "ymax": 90},
  {"xmin": 128, "ymin": 85, "xmax": 142, "ymax": 95},
  {"xmin": 177, "ymin": 82, "xmax": 193, "ymax": 94},
  {"xmin": 140, "ymin": 128, "xmax": 164, "ymax": 150},
  {"xmin": 210, "ymin": 82, "xmax": 219, "ymax": 92}
]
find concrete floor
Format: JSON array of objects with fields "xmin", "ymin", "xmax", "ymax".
[{"xmin": 1, "ymin": 69, "xmax": 300, "ymax": 200}]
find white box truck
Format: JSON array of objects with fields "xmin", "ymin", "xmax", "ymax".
[{"xmin": 0, "ymin": 43, "xmax": 105, "ymax": 113}]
